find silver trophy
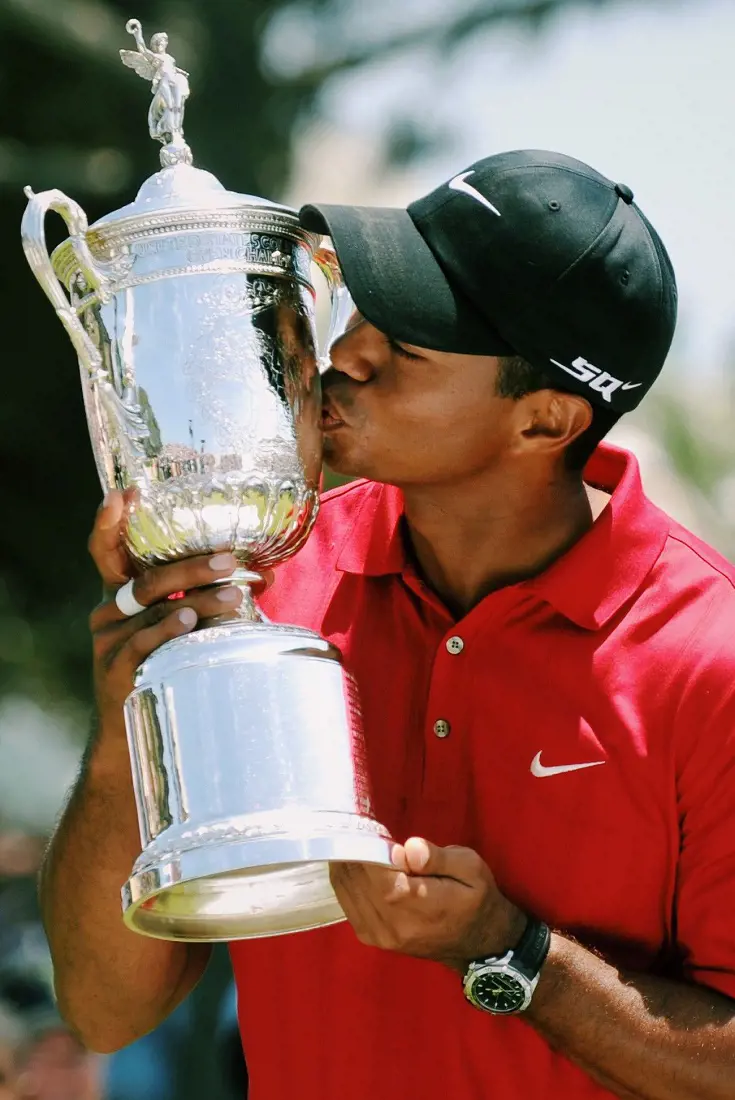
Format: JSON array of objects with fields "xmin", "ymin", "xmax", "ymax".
[{"xmin": 21, "ymin": 19, "xmax": 393, "ymax": 941}]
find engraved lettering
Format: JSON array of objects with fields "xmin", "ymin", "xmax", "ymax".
[
  {"xmin": 130, "ymin": 231, "xmax": 296, "ymax": 269},
  {"xmin": 131, "ymin": 237, "xmax": 180, "ymax": 257}
]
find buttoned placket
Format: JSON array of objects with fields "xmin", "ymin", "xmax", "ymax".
[
  {"xmin": 422, "ymin": 628, "xmax": 467, "ymax": 807},
  {"xmin": 400, "ymin": 570, "xmax": 536, "ymax": 830}
]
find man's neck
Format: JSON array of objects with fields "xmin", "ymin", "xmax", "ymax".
[{"xmin": 401, "ymin": 466, "xmax": 609, "ymax": 618}]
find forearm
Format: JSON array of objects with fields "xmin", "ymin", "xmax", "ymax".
[
  {"xmin": 40, "ymin": 720, "xmax": 209, "ymax": 1053},
  {"xmin": 526, "ymin": 933, "xmax": 735, "ymax": 1100}
]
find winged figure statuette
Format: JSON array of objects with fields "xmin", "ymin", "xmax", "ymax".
[{"xmin": 120, "ymin": 18, "xmax": 192, "ymax": 166}]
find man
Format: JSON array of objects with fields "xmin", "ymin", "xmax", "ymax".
[{"xmin": 40, "ymin": 150, "xmax": 735, "ymax": 1098}]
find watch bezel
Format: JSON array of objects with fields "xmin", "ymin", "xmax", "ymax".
[{"xmin": 463, "ymin": 953, "xmax": 536, "ymax": 1015}]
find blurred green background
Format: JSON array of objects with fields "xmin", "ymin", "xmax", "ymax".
[{"xmin": 0, "ymin": 0, "xmax": 733, "ymax": 1097}]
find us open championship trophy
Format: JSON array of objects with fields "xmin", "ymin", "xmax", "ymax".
[{"xmin": 21, "ymin": 18, "xmax": 393, "ymax": 941}]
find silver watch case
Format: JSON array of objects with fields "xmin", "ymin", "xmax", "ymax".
[{"xmin": 463, "ymin": 951, "xmax": 540, "ymax": 1015}]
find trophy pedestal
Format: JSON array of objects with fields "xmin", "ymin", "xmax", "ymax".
[
  {"xmin": 123, "ymin": 829, "xmax": 391, "ymax": 941},
  {"xmin": 121, "ymin": 622, "xmax": 393, "ymax": 942}
]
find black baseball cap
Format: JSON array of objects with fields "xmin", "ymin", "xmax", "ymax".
[{"xmin": 299, "ymin": 149, "xmax": 677, "ymax": 413}]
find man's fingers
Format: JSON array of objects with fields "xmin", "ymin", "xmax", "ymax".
[
  {"xmin": 391, "ymin": 843, "xmax": 409, "ymax": 873},
  {"xmin": 329, "ymin": 863, "xmax": 366, "ymax": 930},
  {"xmin": 97, "ymin": 490, "xmax": 125, "ymax": 532},
  {"xmin": 113, "ymin": 607, "xmax": 199, "ymax": 682},
  {"xmin": 90, "ymin": 553, "xmax": 238, "ymax": 631},
  {"xmin": 403, "ymin": 837, "xmax": 487, "ymax": 886},
  {"xmin": 336, "ymin": 843, "xmax": 487, "ymax": 893},
  {"xmin": 93, "ymin": 583, "xmax": 244, "ymax": 654},
  {"xmin": 330, "ymin": 862, "xmax": 393, "ymax": 945},
  {"xmin": 125, "ymin": 552, "xmax": 238, "ymax": 618},
  {"xmin": 89, "ymin": 491, "xmax": 133, "ymax": 587}
]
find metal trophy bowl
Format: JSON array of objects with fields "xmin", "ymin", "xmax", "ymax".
[{"xmin": 21, "ymin": 18, "xmax": 393, "ymax": 941}]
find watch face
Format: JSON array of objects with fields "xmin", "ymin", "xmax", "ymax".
[{"xmin": 472, "ymin": 969, "xmax": 527, "ymax": 1014}]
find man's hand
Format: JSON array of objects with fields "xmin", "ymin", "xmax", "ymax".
[
  {"xmin": 88, "ymin": 490, "xmax": 246, "ymax": 726},
  {"xmin": 330, "ymin": 837, "xmax": 527, "ymax": 970}
]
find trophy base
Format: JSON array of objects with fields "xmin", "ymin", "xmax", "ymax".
[
  {"xmin": 122, "ymin": 828, "xmax": 393, "ymax": 941},
  {"xmin": 121, "ymin": 621, "xmax": 394, "ymax": 942}
]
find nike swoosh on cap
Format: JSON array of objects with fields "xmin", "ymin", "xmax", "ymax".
[
  {"xmin": 448, "ymin": 171, "xmax": 502, "ymax": 217},
  {"xmin": 530, "ymin": 751, "xmax": 606, "ymax": 778}
]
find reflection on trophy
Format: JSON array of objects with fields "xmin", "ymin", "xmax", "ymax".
[{"xmin": 21, "ymin": 18, "xmax": 393, "ymax": 941}]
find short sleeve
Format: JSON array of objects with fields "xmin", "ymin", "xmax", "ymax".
[{"xmin": 674, "ymin": 593, "xmax": 735, "ymax": 999}]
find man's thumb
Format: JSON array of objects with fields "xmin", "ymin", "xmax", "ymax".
[
  {"xmin": 404, "ymin": 837, "xmax": 484, "ymax": 885},
  {"xmin": 403, "ymin": 836, "xmax": 434, "ymax": 874}
]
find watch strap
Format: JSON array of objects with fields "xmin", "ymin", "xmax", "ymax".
[{"xmin": 508, "ymin": 917, "xmax": 551, "ymax": 982}]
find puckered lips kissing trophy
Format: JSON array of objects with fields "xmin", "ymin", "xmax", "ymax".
[{"xmin": 21, "ymin": 17, "xmax": 393, "ymax": 942}]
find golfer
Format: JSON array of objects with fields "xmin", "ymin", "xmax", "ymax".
[{"xmin": 41, "ymin": 151, "xmax": 735, "ymax": 1099}]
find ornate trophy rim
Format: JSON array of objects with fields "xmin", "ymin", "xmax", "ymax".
[
  {"xmin": 84, "ymin": 205, "xmax": 311, "ymax": 249},
  {"xmin": 50, "ymin": 208, "xmax": 317, "ymax": 294}
]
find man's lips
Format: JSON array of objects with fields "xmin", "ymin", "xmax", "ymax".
[{"xmin": 320, "ymin": 400, "xmax": 347, "ymax": 430}]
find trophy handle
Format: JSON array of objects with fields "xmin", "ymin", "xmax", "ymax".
[
  {"xmin": 21, "ymin": 187, "xmax": 111, "ymax": 375},
  {"xmin": 314, "ymin": 245, "xmax": 353, "ymax": 372}
]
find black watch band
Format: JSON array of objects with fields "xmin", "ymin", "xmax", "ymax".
[{"xmin": 507, "ymin": 916, "xmax": 551, "ymax": 982}]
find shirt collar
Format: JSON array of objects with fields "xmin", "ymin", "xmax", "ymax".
[
  {"xmin": 527, "ymin": 444, "xmax": 670, "ymax": 629},
  {"xmin": 335, "ymin": 480, "xmax": 406, "ymax": 576},
  {"xmin": 335, "ymin": 443, "xmax": 670, "ymax": 630}
]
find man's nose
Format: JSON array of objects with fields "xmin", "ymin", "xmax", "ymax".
[{"xmin": 327, "ymin": 321, "xmax": 379, "ymax": 383}]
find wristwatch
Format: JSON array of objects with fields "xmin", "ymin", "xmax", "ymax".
[{"xmin": 462, "ymin": 917, "xmax": 551, "ymax": 1015}]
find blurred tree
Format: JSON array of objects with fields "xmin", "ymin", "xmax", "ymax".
[{"xmin": 0, "ymin": 0, "xmax": 634, "ymax": 709}]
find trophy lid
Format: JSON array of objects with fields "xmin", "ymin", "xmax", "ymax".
[
  {"xmin": 91, "ymin": 164, "xmax": 293, "ymax": 230},
  {"xmin": 91, "ymin": 18, "xmax": 297, "ymax": 233}
]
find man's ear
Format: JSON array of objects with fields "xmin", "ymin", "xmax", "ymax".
[{"xmin": 511, "ymin": 390, "xmax": 593, "ymax": 457}]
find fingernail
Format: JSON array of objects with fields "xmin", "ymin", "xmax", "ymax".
[
  {"xmin": 216, "ymin": 587, "xmax": 241, "ymax": 604},
  {"xmin": 98, "ymin": 492, "xmax": 120, "ymax": 529},
  {"xmin": 178, "ymin": 607, "xmax": 197, "ymax": 628},
  {"xmin": 405, "ymin": 837, "xmax": 430, "ymax": 870},
  {"xmin": 390, "ymin": 845, "xmax": 407, "ymax": 870},
  {"xmin": 209, "ymin": 553, "xmax": 237, "ymax": 572}
]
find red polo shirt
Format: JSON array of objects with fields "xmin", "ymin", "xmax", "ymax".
[{"xmin": 229, "ymin": 443, "xmax": 735, "ymax": 1099}]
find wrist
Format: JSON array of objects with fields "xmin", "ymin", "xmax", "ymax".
[
  {"xmin": 444, "ymin": 902, "xmax": 528, "ymax": 977},
  {"xmin": 476, "ymin": 898, "xmax": 528, "ymax": 959},
  {"xmin": 499, "ymin": 902, "xmax": 529, "ymax": 955}
]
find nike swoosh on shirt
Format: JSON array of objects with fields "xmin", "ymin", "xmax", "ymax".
[
  {"xmin": 448, "ymin": 171, "xmax": 502, "ymax": 217},
  {"xmin": 530, "ymin": 751, "xmax": 606, "ymax": 778}
]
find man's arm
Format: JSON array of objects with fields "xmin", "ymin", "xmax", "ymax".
[
  {"xmin": 41, "ymin": 493, "xmax": 241, "ymax": 1052},
  {"xmin": 330, "ymin": 840, "xmax": 735, "ymax": 1100},
  {"xmin": 40, "ymin": 719, "xmax": 211, "ymax": 1053},
  {"xmin": 526, "ymin": 933, "xmax": 735, "ymax": 1100}
]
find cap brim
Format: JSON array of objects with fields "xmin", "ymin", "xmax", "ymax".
[{"xmin": 299, "ymin": 203, "xmax": 514, "ymax": 357}]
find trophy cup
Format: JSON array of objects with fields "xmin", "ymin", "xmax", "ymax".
[{"xmin": 21, "ymin": 18, "xmax": 393, "ymax": 941}]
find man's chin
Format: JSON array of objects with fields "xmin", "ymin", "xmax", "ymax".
[
  {"xmin": 323, "ymin": 444, "xmax": 368, "ymax": 482},
  {"xmin": 322, "ymin": 433, "xmax": 389, "ymax": 483},
  {"xmin": 324, "ymin": 457, "xmax": 363, "ymax": 480}
]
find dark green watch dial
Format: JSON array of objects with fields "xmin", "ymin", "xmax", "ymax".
[{"xmin": 473, "ymin": 970, "xmax": 526, "ymax": 1014}]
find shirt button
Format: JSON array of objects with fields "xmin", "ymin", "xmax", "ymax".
[
  {"xmin": 446, "ymin": 635, "xmax": 464, "ymax": 655},
  {"xmin": 433, "ymin": 719, "xmax": 451, "ymax": 739}
]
